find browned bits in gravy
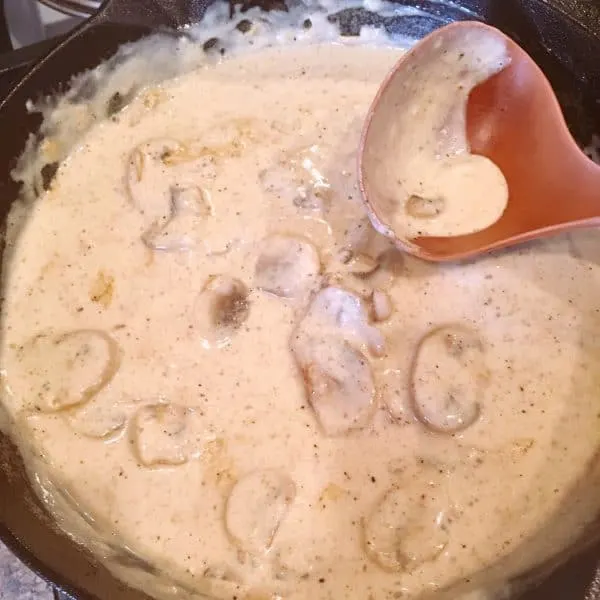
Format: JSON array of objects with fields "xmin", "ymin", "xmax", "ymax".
[
  {"xmin": 207, "ymin": 276, "xmax": 250, "ymax": 329},
  {"xmin": 89, "ymin": 270, "xmax": 115, "ymax": 308}
]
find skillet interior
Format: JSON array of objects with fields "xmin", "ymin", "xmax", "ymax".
[{"xmin": 1, "ymin": 1, "xmax": 600, "ymax": 598}]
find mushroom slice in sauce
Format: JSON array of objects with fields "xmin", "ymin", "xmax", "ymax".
[
  {"xmin": 404, "ymin": 194, "xmax": 445, "ymax": 219},
  {"xmin": 195, "ymin": 275, "xmax": 251, "ymax": 348},
  {"xmin": 329, "ymin": 231, "xmax": 404, "ymax": 300},
  {"xmin": 297, "ymin": 286, "xmax": 385, "ymax": 357},
  {"xmin": 225, "ymin": 469, "xmax": 296, "ymax": 555},
  {"xmin": 131, "ymin": 403, "xmax": 200, "ymax": 467},
  {"xmin": 66, "ymin": 397, "xmax": 129, "ymax": 440},
  {"xmin": 255, "ymin": 234, "xmax": 321, "ymax": 299},
  {"xmin": 143, "ymin": 184, "xmax": 213, "ymax": 253},
  {"xmin": 363, "ymin": 483, "xmax": 450, "ymax": 573},
  {"xmin": 292, "ymin": 288, "xmax": 380, "ymax": 434},
  {"xmin": 335, "ymin": 247, "xmax": 404, "ymax": 301},
  {"xmin": 298, "ymin": 338, "xmax": 376, "ymax": 436},
  {"xmin": 410, "ymin": 324, "xmax": 489, "ymax": 434},
  {"xmin": 259, "ymin": 144, "xmax": 332, "ymax": 212},
  {"xmin": 380, "ymin": 368, "xmax": 413, "ymax": 425},
  {"xmin": 342, "ymin": 253, "xmax": 379, "ymax": 278},
  {"xmin": 16, "ymin": 330, "xmax": 121, "ymax": 412},
  {"xmin": 127, "ymin": 139, "xmax": 187, "ymax": 223},
  {"xmin": 371, "ymin": 289, "xmax": 393, "ymax": 322}
]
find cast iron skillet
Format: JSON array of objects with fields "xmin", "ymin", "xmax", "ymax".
[{"xmin": 1, "ymin": 0, "xmax": 600, "ymax": 599}]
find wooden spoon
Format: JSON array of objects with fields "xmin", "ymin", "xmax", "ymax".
[{"xmin": 359, "ymin": 21, "xmax": 600, "ymax": 263}]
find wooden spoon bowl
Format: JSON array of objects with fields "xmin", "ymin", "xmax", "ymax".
[{"xmin": 359, "ymin": 21, "xmax": 600, "ymax": 263}]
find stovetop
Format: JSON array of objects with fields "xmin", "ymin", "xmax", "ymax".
[
  {"xmin": 4, "ymin": 0, "xmax": 87, "ymax": 49},
  {"xmin": 0, "ymin": 541, "xmax": 54, "ymax": 600},
  {"xmin": 0, "ymin": 0, "xmax": 79, "ymax": 98}
]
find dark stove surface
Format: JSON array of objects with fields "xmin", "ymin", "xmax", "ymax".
[{"xmin": 0, "ymin": 35, "xmax": 67, "ymax": 97}]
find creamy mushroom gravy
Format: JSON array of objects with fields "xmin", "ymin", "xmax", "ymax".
[
  {"xmin": 362, "ymin": 25, "xmax": 511, "ymax": 240},
  {"xmin": 1, "ymin": 32, "xmax": 600, "ymax": 600}
]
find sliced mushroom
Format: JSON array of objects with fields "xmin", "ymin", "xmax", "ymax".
[
  {"xmin": 66, "ymin": 398, "xmax": 129, "ymax": 440},
  {"xmin": 225, "ymin": 469, "xmax": 296, "ymax": 555},
  {"xmin": 259, "ymin": 145, "xmax": 332, "ymax": 213},
  {"xmin": 194, "ymin": 276, "xmax": 251, "ymax": 348},
  {"xmin": 255, "ymin": 234, "xmax": 321, "ymax": 299},
  {"xmin": 363, "ymin": 483, "xmax": 450, "ymax": 573},
  {"xmin": 328, "ymin": 239, "xmax": 404, "ymax": 300},
  {"xmin": 371, "ymin": 289, "xmax": 393, "ymax": 323},
  {"xmin": 291, "ymin": 287, "xmax": 381, "ymax": 435},
  {"xmin": 324, "ymin": 271, "xmax": 372, "ymax": 301},
  {"xmin": 296, "ymin": 286, "xmax": 385, "ymax": 357},
  {"xmin": 143, "ymin": 184, "xmax": 213, "ymax": 253},
  {"xmin": 380, "ymin": 368, "xmax": 413, "ymax": 424},
  {"xmin": 344, "ymin": 253, "xmax": 379, "ymax": 277},
  {"xmin": 16, "ymin": 330, "xmax": 121, "ymax": 412},
  {"xmin": 131, "ymin": 403, "xmax": 201, "ymax": 467},
  {"xmin": 127, "ymin": 139, "xmax": 186, "ymax": 223},
  {"xmin": 405, "ymin": 194, "xmax": 445, "ymax": 219},
  {"xmin": 208, "ymin": 278, "xmax": 250, "ymax": 330},
  {"xmin": 410, "ymin": 324, "xmax": 489, "ymax": 434},
  {"xmin": 172, "ymin": 184, "xmax": 212, "ymax": 218},
  {"xmin": 299, "ymin": 339, "xmax": 376, "ymax": 436}
]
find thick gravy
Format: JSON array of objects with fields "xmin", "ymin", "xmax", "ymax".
[{"xmin": 1, "ymin": 39, "xmax": 600, "ymax": 600}]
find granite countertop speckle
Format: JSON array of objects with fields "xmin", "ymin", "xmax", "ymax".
[{"xmin": 0, "ymin": 542, "xmax": 53, "ymax": 600}]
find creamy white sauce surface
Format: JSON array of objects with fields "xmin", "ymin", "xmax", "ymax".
[{"xmin": 1, "ymin": 30, "xmax": 600, "ymax": 600}]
